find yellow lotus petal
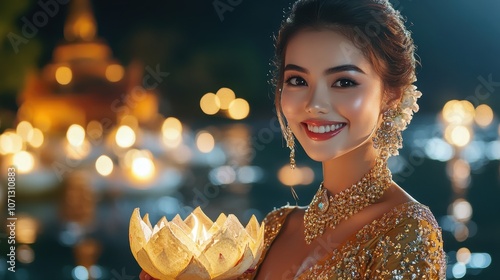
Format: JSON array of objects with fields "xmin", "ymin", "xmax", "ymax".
[
  {"xmin": 143, "ymin": 213, "xmax": 153, "ymax": 230},
  {"xmin": 212, "ymin": 244, "xmax": 255, "ymax": 280},
  {"xmin": 245, "ymin": 215, "xmax": 260, "ymax": 241},
  {"xmin": 224, "ymin": 214, "xmax": 252, "ymax": 247},
  {"xmin": 185, "ymin": 207, "xmax": 214, "ymax": 230},
  {"xmin": 177, "ymin": 256, "xmax": 211, "ymax": 280},
  {"xmin": 201, "ymin": 227, "xmax": 244, "ymax": 277},
  {"xmin": 144, "ymin": 223, "xmax": 193, "ymax": 278},
  {"xmin": 168, "ymin": 221, "xmax": 201, "ymax": 255},
  {"xmin": 152, "ymin": 216, "xmax": 168, "ymax": 236},
  {"xmin": 171, "ymin": 214, "xmax": 191, "ymax": 236},
  {"xmin": 214, "ymin": 213, "xmax": 227, "ymax": 227},
  {"xmin": 136, "ymin": 248, "xmax": 170, "ymax": 279},
  {"xmin": 129, "ymin": 208, "xmax": 151, "ymax": 259}
]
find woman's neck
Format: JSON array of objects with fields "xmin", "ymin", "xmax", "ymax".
[{"xmin": 321, "ymin": 142, "xmax": 378, "ymax": 195}]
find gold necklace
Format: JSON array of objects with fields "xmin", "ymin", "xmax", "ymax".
[{"xmin": 303, "ymin": 158, "xmax": 392, "ymax": 244}]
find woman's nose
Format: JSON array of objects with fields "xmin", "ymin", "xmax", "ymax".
[{"xmin": 305, "ymin": 84, "xmax": 330, "ymax": 114}]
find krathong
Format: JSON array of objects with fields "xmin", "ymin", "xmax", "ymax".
[{"xmin": 129, "ymin": 207, "xmax": 264, "ymax": 280}]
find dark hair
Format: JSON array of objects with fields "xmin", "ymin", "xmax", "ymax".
[{"xmin": 274, "ymin": 0, "xmax": 417, "ymax": 128}]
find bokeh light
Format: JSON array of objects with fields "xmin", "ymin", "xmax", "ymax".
[
  {"xmin": 457, "ymin": 247, "xmax": 471, "ymax": 264},
  {"xmin": 162, "ymin": 117, "xmax": 183, "ymax": 148},
  {"xmin": 216, "ymin": 87, "xmax": 236, "ymax": 110},
  {"xmin": 228, "ymin": 98, "xmax": 250, "ymax": 120},
  {"xmin": 474, "ymin": 104, "xmax": 494, "ymax": 127},
  {"xmin": 442, "ymin": 100, "xmax": 475, "ymax": 126},
  {"xmin": 115, "ymin": 125, "xmax": 136, "ymax": 148},
  {"xmin": 105, "ymin": 64, "xmax": 124, "ymax": 82},
  {"xmin": 131, "ymin": 151, "xmax": 155, "ymax": 181},
  {"xmin": 67, "ymin": 124, "xmax": 86, "ymax": 146},
  {"xmin": 444, "ymin": 125, "xmax": 471, "ymax": 147},
  {"xmin": 95, "ymin": 155, "xmax": 114, "ymax": 176},
  {"xmin": 0, "ymin": 131, "xmax": 23, "ymax": 154},
  {"xmin": 16, "ymin": 121, "xmax": 33, "ymax": 142},
  {"xmin": 28, "ymin": 128, "xmax": 44, "ymax": 148},
  {"xmin": 200, "ymin": 93, "xmax": 221, "ymax": 115},
  {"xmin": 16, "ymin": 216, "xmax": 38, "ymax": 244},
  {"xmin": 196, "ymin": 131, "xmax": 215, "ymax": 153},
  {"xmin": 278, "ymin": 164, "xmax": 302, "ymax": 186},
  {"xmin": 452, "ymin": 199, "xmax": 473, "ymax": 222},
  {"xmin": 13, "ymin": 151, "xmax": 35, "ymax": 173},
  {"xmin": 55, "ymin": 66, "xmax": 73, "ymax": 85}
]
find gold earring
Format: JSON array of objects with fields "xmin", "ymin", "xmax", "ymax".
[
  {"xmin": 372, "ymin": 108, "xmax": 403, "ymax": 159},
  {"xmin": 284, "ymin": 126, "xmax": 296, "ymax": 169}
]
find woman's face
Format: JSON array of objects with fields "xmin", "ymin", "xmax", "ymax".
[{"xmin": 281, "ymin": 29, "xmax": 384, "ymax": 162}]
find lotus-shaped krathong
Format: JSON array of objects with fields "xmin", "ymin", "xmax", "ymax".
[{"xmin": 129, "ymin": 207, "xmax": 265, "ymax": 280}]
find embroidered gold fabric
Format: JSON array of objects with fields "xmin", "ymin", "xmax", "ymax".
[{"xmin": 238, "ymin": 202, "xmax": 446, "ymax": 279}]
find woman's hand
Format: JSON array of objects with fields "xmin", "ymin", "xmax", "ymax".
[{"xmin": 139, "ymin": 270, "xmax": 157, "ymax": 280}]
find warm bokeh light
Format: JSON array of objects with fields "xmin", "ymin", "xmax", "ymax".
[
  {"xmin": 444, "ymin": 125, "xmax": 471, "ymax": 147},
  {"xmin": 277, "ymin": 165, "xmax": 315, "ymax": 186},
  {"xmin": 457, "ymin": 247, "xmax": 472, "ymax": 264},
  {"xmin": 299, "ymin": 166, "xmax": 315, "ymax": 185},
  {"xmin": 454, "ymin": 223, "xmax": 469, "ymax": 242},
  {"xmin": 200, "ymin": 93, "xmax": 221, "ymax": 115},
  {"xmin": 16, "ymin": 121, "xmax": 34, "ymax": 142},
  {"xmin": 115, "ymin": 125, "xmax": 136, "ymax": 148},
  {"xmin": 228, "ymin": 98, "xmax": 250, "ymax": 120},
  {"xmin": 452, "ymin": 199, "xmax": 473, "ymax": 222},
  {"xmin": 278, "ymin": 164, "xmax": 302, "ymax": 186},
  {"xmin": 13, "ymin": 151, "xmax": 35, "ymax": 173},
  {"xmin": 17, "ymin": 245, "xmax": 35, "ymax": 264},
  {"xmin": 196, "ymin": 131, "xmax": 215, "ymax": 153},
  {"xmin": 28, "ymin": 128, "xmax": 44, "ymax": 148},
  {"xmin": 474, "ymin": 104, "xmax": 494, "ymax": 127},
  {"xmin": 449, "ymin": 159, "xmax": 470, "ymax": 183},
  {"xmin": 131, "ymin": 151, "xmax": 155, "ymax": 181},
  {"xmin": 161, "ymin": 117, "xmax": 183, "ymax": 148},
  {"xmin": 0, "ymin": 131, "xmax": 23, "ymax": 154},
  {"xmin": 86, "ymin": 120, "xmax": 103, "ymax": 140},
  {"xmin": 105, "ymin": 64, "xmax": 124, "ymax": 82},
  {"xmin": 67, "ymin": 124, "xmax": 86, "ymax": 146},
  {"xmin": 216, "ymin": 87, "xmax": 236, "ymax": 110},
  {"xmin": 16, "ymin": 216, "xmax": 38, "ymax": 244},
  {"xmin": 95, "ymin": 155, "xmax": 114, "ymax": 176},
  {"xmin": 65, "ymin": 140, "xmax": 91, "ymax": 160},
  {"xmin": 55, "ymin": 66, "xmax": 73, "ymax": 85},
  {"xmin": 442, "ymin": 100, "xmax": 475, "ymax": 125}
]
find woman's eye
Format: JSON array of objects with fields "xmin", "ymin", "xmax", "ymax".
[
  {"xmin": 286, "ymin": 76, "xmax": 307, "ymax": 86},
  {"xmin": 333, "ymin": 79, "xmax": 358, "ymax": 88}
]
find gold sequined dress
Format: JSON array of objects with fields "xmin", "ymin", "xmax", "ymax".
[{"xmin": 239, "ymin": 201, "xmax": 446, "ymax": 279}]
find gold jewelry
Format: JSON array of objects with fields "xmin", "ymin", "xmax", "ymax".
[
  {"xmin": 303, "ymin": 157, "xmax": 392, "ymax": 244},
  {"xmin": 373, "ymin": 85, "xmax": 422, "ymax": 158},
  {"xmin": 372, "ymin": 107, "xmax": 402, "ymax": 159},
  {"xmin": 284, "ymin": 126, "xmax": 296, "ymax": 169}
]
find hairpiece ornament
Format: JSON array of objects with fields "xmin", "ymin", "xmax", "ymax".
[{"xmin": 373, "ymin": 84, "xmax": 422, "ymax": 158}]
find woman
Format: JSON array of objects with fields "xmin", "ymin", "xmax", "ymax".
[{"xmin": 141, "ymin": 0, "xmax": 446, "ymax": 279}]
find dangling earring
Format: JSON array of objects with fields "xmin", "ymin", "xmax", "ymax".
[
  {"xmin": 284, "ymin": 125, "xmax": 299, "ymax": 204},
  {"xmin": 284, "ymin": 126, "xmax": 296, "ymax": 169},
  {"xmin": 372, "ymin": 107, "xmax": 403, "ymax": 159}
]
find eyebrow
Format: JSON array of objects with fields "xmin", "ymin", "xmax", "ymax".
[{"xmin": 284, "ymin": 64, "xmax": 366, "ymax": 75}]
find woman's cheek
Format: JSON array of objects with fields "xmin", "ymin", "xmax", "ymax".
[{"xmin": 280, "ymin": 92, "xmax": 301, "ymax": 119}]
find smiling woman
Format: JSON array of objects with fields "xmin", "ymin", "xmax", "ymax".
[{"xmin": 140, "ymin": 0, "xmax": 446, "ymax": 279}]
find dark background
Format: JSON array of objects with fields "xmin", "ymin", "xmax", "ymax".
[{"xmin": 1, "ymin": 0, "xmax": 499, "ymax": 279}]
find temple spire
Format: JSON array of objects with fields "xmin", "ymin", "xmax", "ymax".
[{"xmin": 64, "ymin": 0, "xmax": 97, "ymax": 42}]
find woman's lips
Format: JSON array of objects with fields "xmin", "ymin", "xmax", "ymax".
[{"xmin": 301, "ymin": 121, "xmax": 347, "ymax": 141}]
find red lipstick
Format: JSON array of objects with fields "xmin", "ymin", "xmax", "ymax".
[{"xmin": 301, "ymin": 120, "xmax": 346, "ymax": 141}]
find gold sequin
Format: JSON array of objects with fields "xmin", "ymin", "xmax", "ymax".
[{"xmin": 239, "ymin": 202, "xmax": 446, "ymax": 279}]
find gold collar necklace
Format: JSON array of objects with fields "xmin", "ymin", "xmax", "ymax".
[{"xmin": 304, "ymin": 158, "xmax": 392, "ymax": 244}]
